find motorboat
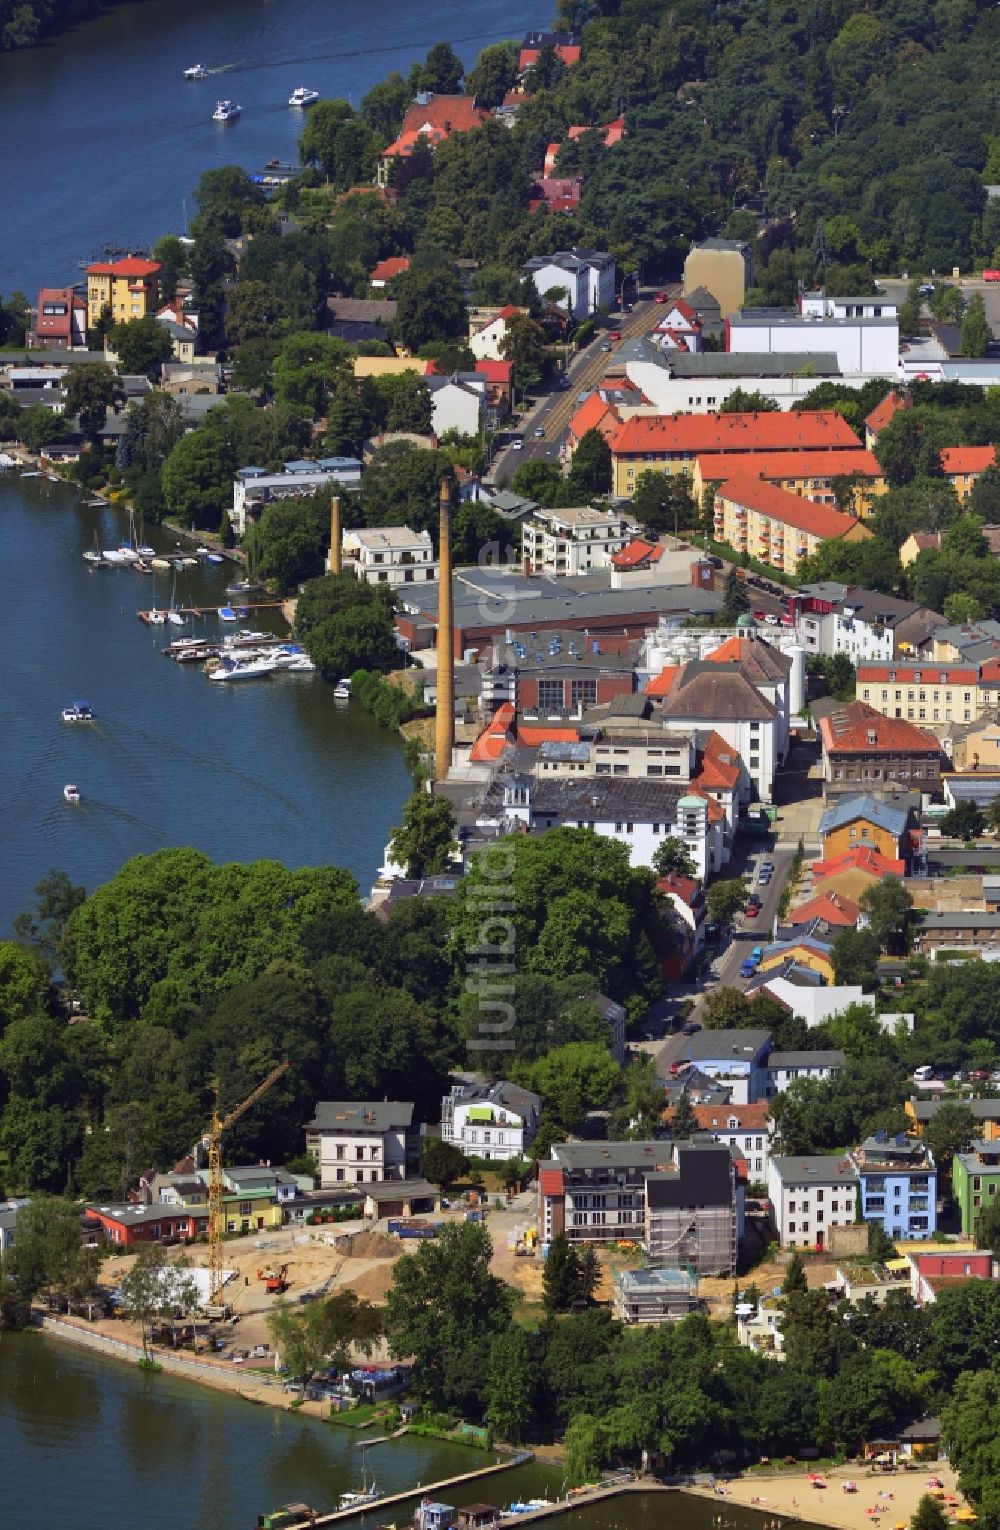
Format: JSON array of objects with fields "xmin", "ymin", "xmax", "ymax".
[
  {"xmin": 184, "ymin": 63, "xmax": 208, "ymax": 79},
  {"xmin": 166, "ymin": 610, "xmax": 186, "ymax": 625},
  {"xmin": 225, "ymin": 577, "xmax": 263, "ymax": 597},
  {"xmin": 209, "ymin": 656, "xmax": 276, "ymax": 681},
  {"xmin": 82, "ymin": 548, "xmax": 105, "ymax": 566},
  {"xmin": 333, "ymin": 677, "xmax": 351, "ymax": 700},
  {"xmin": 137, "ymin": 543, "xmax": 156, "ymax": 558},
  {"xmin": 105, "ymin": 545, "xmax": 139, "ymax": 566},
  {"xmin": 147, "ymin": 608, "xmax": 166, "ymax": 626},
  {"xmin": 212, "ymin": 99, "xmax": 241, "ymax": 122},
  {"xmin": 218, "ymin": 605, "xmax": 237, "ymax": 622},
  {"xmin": 195, "ymin": 545, "xmax": 210, "ymax": 555},
  {"xmin": 289, "ymin": 86, "xmax": 320, "ymax": 107},
  {"xmin": 63, "ymin": 784, "xmax": 81, "ymax": 804},
  {"xmin": 338, "ymin": 1485, "xmax": 380, "ymax": 1511},
  {"xmin": 134, "ymin": 559, "xmax": 153, "ymax": 575},
  {"xmin": 62, "ymin": 702, "xmax": 95, "ymax": 723},
  {"xmin": 151, "ymin": 557, "xmax": 171, "ymax": 571},
  {"xmin": 286, "ymin": 655, "xmax": 316, "ymax": 673},
  {"xmin": 206, "ymin": 552, "xmax": 225, "ymax": 563}
]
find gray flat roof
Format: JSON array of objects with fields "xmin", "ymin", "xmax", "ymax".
[
  {"xmin": 669, "ymin": 352, "xmax": 842, "ymax": 378},
  {"xmin": 915, "ymin": 911, "xmax": 1000, "ymax": 930},
  {"xmin": 305, "ymin": 1102, "xmax": 414, "ymax": 1131},
  {"xmin": 552, "ymin": 1140, "xmax": 674, "ymax": 1171},
  {"xmin": 400, "ymin": 570, "xmax": 722, "ymax": 625},
  {"xmin": 770, "ymin": 1155, "xmax": 858, "ymax": 1185},
  {"xmin": 768, "ymin": 1050, "xmax": 846, "ymax": 1068}
]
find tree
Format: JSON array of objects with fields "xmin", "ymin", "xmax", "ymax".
[
  {"xmin": 960, "ymin": 295, "xmax": 992, "ymax": 359},
  {"xmin": 567, "ymin": 429, "xmax": 611, "ymax": 498},
  {"xmin": 705, "ymin": 878, "xmax": 747, "ymax": 926},
  {"xmin": 832, "ymin": 927, "xmax": 881, "ymax": 988},
  {"xmin": 972, "ymin": 1195, "xmax": 1000, "ymax": 1251},
  {"xmin": 295, "ymin": 574, "xmax": 399, "ymax": 678},
  {"xmin": 939, "ymin": 800, "xmax": 985, "ymax": 841},
  {"xmin": 719, "ymin": 389, "xmax": 781, "ymax": 414},
  {"xmin": 911, "ymin": 1495, "xmax": 950, "ymax": 1530},
  {"xmin": 868, "ymin": 1221, "xmax": 897, "ymax": 1262},
  {"xmin": 107, "ymin": 316, "xmax": 173, "ymax": 377},
  {"xmin": 161, "ymin": 427, "xmax": 234, "ymax": 531},
  {"xmin": 415, "ymin": 41, "xmax": 464, "ymax": 95},
  {"xmin": 501, "ymin": 313, "xmax": 547, "ymax": 390},
  {"xmin": 858, "ymin": 877, "xmax": 913, "ymax": 954},
  {"xmin": 2, "ymin": 1196, "xmax": 100, "ymax": 1312},
  {"xmin": 487, "ymin": 1326, "xmax": 535, "ymax": 1443},
  {"xmin": 543, "ymin": 1231, "xmax": 583, "ymax": 1314},
  {"xmin": 267, "ymin": 1288, "xmax": 382, "ymax": 1382},
  {"xmin": 466, "ymin": 42, "xmax": 518, "ymax": 110},
  {"xmin": 395, "ymin": 259, "xmax": 466, "ymax": 351},
  {"xmin": 384, "ymin": 1222, "xmax": 515, "ymax": 1410},
  {"xmin": 0, "ymin": 940, "xmax": 49, "ymax": 1032},
  {"xmin": 943, "ymin": 593, "xmax": 984, "ymax": 626},
  {"xmin": 721, "ymin": 568, "xmax": 750, "ymax": 619},
  {"xmin": 525, "ymin": 1042, "xmax": 622, "ymax": 1132},
  {"xmin": 564, "ymin": 1413, "xmax": 609, "ymax": 1486},
  {"xmin": 152, "ymin": 234, "xmax": 186, "ymax": 302},
  {"xmin": 631, "ymin": 470, "xmax": 696, "ymax": 536},
  {"xmin": 652, "ymin": 837, "xmax": 697, "ymax": 880},
  {"xmin": 119, "ymin": 1244, "xmax": 199, "ymax": 1361},
  {"xmin": 782, "ymin": 1251, "xmax": 808, "ymax": 1294},
  {"xmin": 421, "ymin": 1137, "xmax": 469, "ymax": 1189},
  {"xmin": 225, "ymin": 280, "xmax": 289, "ymax": 348},
  {"xmin": 387, "ymin": 790, "xmax": 457, "ymax": 878},
  {"xmin": 63, "ymin": 362, "xmax": 121, "ymax": 442},
  {"xmin": 670, "ymin": 1091, "xmax": 699, "ymax": 1140}
]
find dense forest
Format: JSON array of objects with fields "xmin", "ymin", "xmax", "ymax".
[{"xmin": 0, "ymin": 0, "xmax": 149, "ymax": 49}]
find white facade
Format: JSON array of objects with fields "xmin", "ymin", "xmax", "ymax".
[
  {"xmin": 756, "ymin": 978, "xmax": 867, "ymax": 1028},
  {"xmin": 800, "ymin": 292, "xmax": 899, "ymax": 321},
  {"xmin": 521, "ymin": 504, "xmax": 640, "ymax": 575},
  {"xmin": 232, "ymin": 459, "xmax": 363, "ymax": 535},
  {"xmin": 522, "ymin": 249, "xmax": 616, "ymax": 319},
  {"xmin": 304, "ymin": 1103, "xmax": 414, "ymax": 1188},
  {"xmin": 428, "ymin": 375, "xmax": 486, "ymax": 438},
  {"xmin": 440, "ymin": 1082, "xmax": 540, "ymax": 1163},
  {"xmin": 624, "ymin": 360, "xmax": 867, "ymax": 415},
  {"xmin": 728, "ymin": 314, "xmax": 899, "ymax": 377},
  {"xmin": 469, "ymin": 311, "xmax": 517, "ymax": 361},
  {"xmin": 341, "ymin": 525, "xmax": 437, "ymax": 587},
  {"xmin": 663, "ymin": 713, "xmax": 777, "ymax": 804},
  {"xmin": 697, "ymin": 1111, "xmax": 772, "ymax": 1180},
  {"xmin": 764, "ymin": 1052, "xmax": 845, "ymax": 1098},
  {"xmin": 767, "ymin": 1156, "xmax": 858, "ymax": 1249}
]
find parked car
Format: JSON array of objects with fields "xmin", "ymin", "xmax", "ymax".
[
  {"xmin": 510, "ymin": 438, "xmax": 524, "ymax": 449},
  {"xmin": 753, "ymin": 609, "xmax": 766, "ymax": 620},
  {"xmin": 760, "ymin": 860, "xmax": 774, "ymax": 872},
  {"xmin": 746, "ymin": 899, "xmax": 761, "ymax": 917},
  {"xmin": 764, "ymin": 613, "xmax": 779, "ymax": 625},
  {"xmin": 920, "ymin": 282, "xmax": 935, "ymax": 295},
  {"xmin": 608, "ymin": 329, "xmax": 622, "ymax": 341},
  {"xmin": 779, "ymin": 614, "xmax": 796, "ymax": 626},
  {"xmin": 654, "ymin": 290, "xmax": 668, "ymax": 303},
  {"xmin": 740, "ymin": 958, "xmax": 758, "ymax": 978},
  {"xmin": 682, "ymin": 1021, "xmax": 702, "ymax": 1035}
]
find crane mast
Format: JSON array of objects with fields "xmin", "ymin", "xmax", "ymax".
[{"xmin": 206, "ymin": 1062, "xmax": 289, "ymax": 1305}]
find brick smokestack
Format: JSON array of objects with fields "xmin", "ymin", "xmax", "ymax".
[
  {"xmin": 328, "ymin": 496, "xmax": 342, "ymax": 575},
  {"xmin": 435, "ymin": 477, "xmax": 454, "ymax": 781}
]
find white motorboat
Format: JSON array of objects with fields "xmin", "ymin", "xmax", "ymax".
[
  {"xmin": 184, "ymin": 63, "xmax": 208, "ymax": 79},
  {"xmin": 151, "ymin": 557, "xmax": 171, "ymax": 571},
  {"xmin": 137, "ymin": 543, "xmax": 156, "ymax": 558},
  {"xmin": 333, "ymin": 677, "xmax": 351, "ymax": 700},
  {"xmin": 212, "ymin": 99, "xmax": 241, "ymax": 121},
  {"xmin": 286, "ymin": 655, "xmax": 316, "ymax": 673},
  {"xmin": 209, "ymin": 656, "xmax": 276, "ymax": 681},
  {"xmin": 166, "ymin": 610, "xmax": 186, "ymax": 625},
  {"xmin": 289, "ymin": 86, "xmax": 320, "ymax": 107},
  {"xmin": 82, "ymin": 549, "xmax": 105, "ymax": 566},
  {"xmin": 62, "ymin": 702, "xmax": 95, "ymax": 723},
  {"xmin": 147, "ymin": 608, "xmax": 166, "ymax": 626},
  {"xmin": 206, "ymin": 552, "xmax": 225, "ymax": 563},
  {"xmin": 63, "ymin": 784, "xmax": 81, "ymax": 804}
]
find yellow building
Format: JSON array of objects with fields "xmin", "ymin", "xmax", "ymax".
[
  {"xmin": 353, "ymin": 356, "xmax": 427, "ymax": 380},
  {"xmin": 712, "ymin": 474, "xmax": 870, "ymax": 575},
  {"xmin": 85, "ymin": 256, "xmax": 161, "ymax": 328},
  {"xmin": 692, "ymin": 449, "xmax": 887, "ymax": 518},
  {"xmin": 682, "ymin": 239, "xmax": 752, "ymax": 318},
  {"xmin": 759, "ymin": 939, "xmax": 835, "ymax": 982},
  {"xmin": 940, "ymin": 445, "xmax": 997, "ymax": 502},
  {"xmin": 856, "ymin": 663, "xmax": 980, "ymax": 728},
  {"xmin": 947, "ymin": 720, "xmax": 1000, "ymax": 772},
  {"xmin": 818, "ymin": 796, "xmax": 908, "ymax": 862}
]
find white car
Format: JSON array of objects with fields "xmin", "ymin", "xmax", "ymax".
[
  {"xmin": 533, "ymin": 427, "xmax": 545, "ymax": 438},
  {"xmin": 764, "ymin": 613, "xmax": 779, "ymax": 625},
  {"xmin": 511, "ymin": 439, "xmax": 524, "ymax": 450}
]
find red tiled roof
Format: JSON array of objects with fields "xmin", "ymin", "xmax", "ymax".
[
  {"xmin": 865, "ymin": 389, "xmax": 910, "ymax": 435},
  {"xmin": 717, "ymin": 474, "xmax": 864, "ymax": 540},
  {"xmin": 787, "ymin": 891, "xmax": 860, "ymax": 927},
  {"xmin": 538, "ymin": 1168, "xmax": 564, "ymax": 1195},
  {"xmin": 497, "ymin": 304, "xmax": 521, "ymax": 321},
  {"xmin": 518, "ymin": 723, "xmax": 580, "ymax": 746},
  {"xmin": 644, "ymin": 664, "xmax": 680, "ymax": 698},
  {"xmin": 695, "ymin": 448, "xmax": 883, "ymax": 484},
  {"xmin": 857, "ymin": 663, "xmax": 977, "ymax": 684},
  {"xmin": 692, "ymin": 1102, "xmax": 771, "ymax": 1131},
  {"xmin": 569, "ymin": 391, "xmax": 620, "ymax": 442},
  {"xmin": 687, "ymin": 787, "xmax": 725, "ymax": 823},
  {"xmin": 85, "ymin": 257, "xmax": 160, "ymax": 277},
  {"xmin": 611, "ymin": 539, "xmax": 663, "ymax": 569},
  {"xmin": 656, "ymin": 871, "xmax": 701, "ymax": 905},
  {"xmin": 519, "ymin": 42, "xmax": 582, "ymax": 69},
  {"xmin": 819, "ymin": 700, "xmax": 942, "ymax": 756},
  {"xmin": 980, "ymin": 659, "xmax": 1000, "ymax": 683},
  {"xmin": 611, "ymin": 409, "xmax": 861, "ymax": 457},
  {"xmin": 940, "ymin": 445, "xmax": 997, "ymax": 476},
  {"xmin": 469, "ymin": 702, "xmax": 515, "ymax": 763},
  {"xmin": 692, "ymin": 730, "xmax": 742, "ymax": 790},
  {"xmin": 813, "ymin": 846, "xmax": 905, "ymax": 880},
  {"xmin": 369, "ymin": 256, "xmax": 410, "ymax": 283},
  {"xmin": 383, "ymin": 96, "xmax": 489, "ymax": 158},
  {"xmin": 474, "ymin": 359, "xmax": 513, "ymax": 384}
]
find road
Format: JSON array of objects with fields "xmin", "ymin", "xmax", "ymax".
[
  {"xmin": 708, "ymin": 841, "xmax": 797, "ymax": 994},
  {"xmin": 877, "ymin": 274, "xmax": 1000, "ymax": 336},
  {"xmin": 489, "ymin": 284, "xmax": 680, "ymax": 480}
]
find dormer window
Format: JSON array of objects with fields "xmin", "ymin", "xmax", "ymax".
[{"xmin": 728, "ymin": 1117, "xmax": 738, "ymax": 1129}]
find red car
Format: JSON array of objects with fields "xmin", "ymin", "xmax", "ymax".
[
  {"xmin": 753, "ymin": 609, "xmax": 766, "ymax": 621},
  {"xmin": 654, "ymin": 290, "xmax": 668, "ymax": 303},
  {"xmin": 608, "ymin": 329, "xmax": 622, "ymax": 342},
  {"xmin": 746, "ymin": 899, "xmax": 761, "ymax": 917}
]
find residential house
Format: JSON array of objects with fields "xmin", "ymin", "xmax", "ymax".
[
  {"xmin": 84, "ymin": 1202, "xmax": 209, "ymax": 1247},
  {"xmin": 528, "ymin": 176, "xmax": 582, "ymax": 215},
  {"xmin": 899, "ymin": 530, "xmax": 944, "ymax": 568},
  {"xmin": 692, "ymin": 448, "xmax": 886, "ymax": 517},
  {"xmin": 812, "ymin": 844, "xmax": 906, "ymax": 897},
  {"xmin": 231, "ymin": 458, "xmax": 363, "ymax": 535},
  {"xmin": 426, "ymin": 372, "xmax": 486, "ymax": 437},
  {"xmin": 303, "ymin": 1102, "xmax": 419, "ymax": 1188},
  {"xmin": 32, "ymin": 286, "xmax": 87, "ymax": 350},
  {"xmin": 819, "ymin": 702, "xmax": 944, "ymax": 798},
  {"xmin": 818, "ymin": 793, "xmax": 911, "ymax": 860},
  {"xmin": 864, "ymin": 390, "xmax": 910, "ymax": 450},
  {"xmin": 521, "ymin": 249, "xmax": 616, "ymax": 320},
  {"xmin": 909, "ymin": 1247, "xmax": 996, "ymax": 1305},
  {"xmin": 837, "ymin": 1260, "xmax": 912, "ymax": 1306},
  {"xmin": 940, "ymin": 445, "xmax": 997, "ymax": 500},
  {"xmin": 856, "ymin": 662, "xmax": 980, "ymax": 729},
  {"xmin": 726, "ymin": 307, "xmax": 899, "ymax": 376},
  {"xmin": 612, "ymin": 1265, "xmax": 700, "ymax": 1324},
  {"xmin": 473, "ymin": 359, "xmax": 513, "ymax": 417},
  {"xmin": 751, "ymin": 975, "xmax": 870, "ymax": 1030},
  {"xmin": 910, "ymin": 909, "xmax": 1000, "ymax": 958},
  {"xmin": 928, "ymin": 619, "xmax": 1000, "ymax": 663},
  {"xmin": 468, "ymin": 305, "xmax": 524, "ymax": 362},
  {"xmin": 767, "ymin": 1155, "xmax": 859, "ymax": 1250},
  {"xmin": 0, "ymin": 1198, "xmax": 28, "ymax": 1255},
  {"xmin": 683, "ymin": 239, "xmax": 754, "ymax": 318},
  {"xmin": 518, "ymin": 29, "xmax": 581, "ymax": 72},
  {"xmin": 656, "ymin": 1028, "xmax": 773, "ymax": 1103},
  {"xmin": 819, "ymin": 587, "xmax": 944, "ymax": 664},
  {"xmin": 689, "ymin": 1101, "xmax": 772, "ymax": 1181},
  {"xmin": 378, "ymin": 94, "xmax": 490, "ymax": 186},
  {"xmin": 159, "ymin": 360, "xmax": 222, "ymax": 396},
  {"xmin": 542, "ymin": 116, "xmax": 624, "ymax": 176},
  {"xmin": 952, "ymin": 1142, "xmax": 1000, "ymax": 1236},
  {"xmin": 566, "ymin": 391, "xmax": 625, "ymax": 455},
  {"xmin": 341, "ymin": 526, "xmax": 437, "ymax": 587},
  {"xmin": 657, "ymin": 660, "xmax": 780, "ymax": 802},
  {"xmin": 609, "ymin": 409, "xmax": 863, "ymax": 500},
  {"xmin": 907, "ymin": 1097, "xmax": 1000, "ymax": 1141},
  {"xmin": 703, "ymin": 635, "xmax": 795, "ymax": 757},
  {"xmin": 849, "ymin": 1132, "xmax": 936, "ymax": 1240},
  {"xmin": 368, "ymin": 256, "xmax": 410, "ymax": 289},
  {"xmin": 586, "ymin": 992, "xmax": 628, "ymax": 1066},
  {"xmin": 737, "ymin": 1290, "xmax": 786, "ymax": 1358},
  {"xmin": 539, "ymin": 1139, "xmax": 741, "ymax": 1275},
  {"xmin": 787, "ymin": 890, "xmax": 861, "ymax": 930},
  {"xmin": 84, "ymin": 255, "xmax": 160, "ymax": 328},
  {"xmin": 439, "ymin": 1080, "xmax": 541, "ymax": 1163},
  {"xmin": 712, "ymin": 474, "xmax": 870, "ymax": 576},
  {"xmin": 946, "ymin": 711, "xmax": 1000, "ymax": 770},
  {"xmin": 521, "ymin": 503, "xmax": 640, "ymax": 575},
  {"xmin": 326, "ymin": 295, "xmax": 397, "ymax": 345},
  {"xmin": 764, "ymin": 1049, "xmax": 845, "ymax": 1097},
  {"xmin": 650, "ymin": 297, "xmax": 703, "ymax": 354}
]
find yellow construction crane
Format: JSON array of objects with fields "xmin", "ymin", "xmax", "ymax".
[{"xmin": 206, "ymin": 1062, "xmax": 289, "ymax": 1305}]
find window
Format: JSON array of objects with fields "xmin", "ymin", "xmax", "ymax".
[
  {"xmin": 537, "ymin": 679, "xmax": 563, "ymax": 711},
  {"xmin": 788, "ymin": 1221, "xmax": 796, "ymax": 1233},
  {"xmin": 239, "ymin": 1200, "xmax": 252, "ymax": 1216}
]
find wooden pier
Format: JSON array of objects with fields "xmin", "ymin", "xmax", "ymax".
[
  {"xmin": 138, "ymin": 602, "xmax": 287, "ymax": 625},
  {"xmin": 307, "ymin": 1453, "xmax": 534, "ymax": 1526}
]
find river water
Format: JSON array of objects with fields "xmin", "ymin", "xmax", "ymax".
[
  {"xmin": 0, "ymin": 474, "xmax": 413, "ymax": 935},
  {"xmin": 0, "ymin": 0, "xmax": 542, "ymax": 298},
  {"xmin": 0, "ymin": 1331, "xmax": 764, "ymax": 1530}
]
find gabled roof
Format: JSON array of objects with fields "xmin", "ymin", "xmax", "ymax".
[
  {"xmin": 611, "ymin": 539, "xmax": 663, "ymax": 570},
  {"xmin": 644, "ymin": 664, "xmax": 681, "ymax": 699},
  {"xmin": 692, "ymin": 1102, "xmax": 771, "ymax": 1132},
  {"xmin": 940, "ymin": 445, "xmax": 997, "ymax": 476},
  {"xmin": 656, "ymin": 870, "xmax": 703, "ymax": 907},
  {"xmin": 706, "ymin": 635, "xmax": 792, "ymax": 682},
  {"xmin": 787, "ymin": 891, "xmax": 860, "ymax": 927},
  {"xmin": 383, "ymin": 95, "xmax": 489, "ymax": 158},
  {"xmin": 660, "ymin": 664, "xmax": 778, "ymax": 722},
  {"xmin": 811, "ymin": 845, "xmax": 905, "ymax": 880},
  {"xmin": 369, "ymin": 256, "xmax": 410, "ymax": 284},
  {"xmin": 85, "ymin": 256, "xmax": 160, "ymax": 278},
  {"xmin": 610, "ymin": 409, "xmax": 861, "ymax": 457},
  {"xmin": 695, "ymin": 448, "xmax": 883, "ymax": 483},
  {"xmin": 692, "ymin": 730, "xmax": 742, "ymax": 790},
  {"xmin": 717, "ymin": 474, "xmax": 865, "ymax": 541},
  {"xmin": 865, "ymin": 390, "xmax": 910, "ymax": 435},
  {"xmin": 856, "ymin": 662, "xmax": 977, "ymax": 684},
  {"xmin": 474, "ymin": 358, "xmax": 513, "ymax": 384},
  {"xmin": 819, "ymin": 701, "xmax": 941, "ymax": 757},
  {"xmin": 568, "ymin": 391, "xmax": 620, "ymax": 441},
  {"xmin": 818, "ymin": 792, "xmax": 909, "ymax": 838}
]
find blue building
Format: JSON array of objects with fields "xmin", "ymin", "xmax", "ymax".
[{"xmin": 850, "ymin": 1131, "xmax": 936, "ymax": 1240}]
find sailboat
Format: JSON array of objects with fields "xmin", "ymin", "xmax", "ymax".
[
  {"xmin": 166, "ymin": 573, "xmax": 186, "ymax": 625},
  {"xmin": 338, "ymin": 1445, "xmax": 380, "ymax": 1510},
  {"xmin": 82, "ymin": 530, "xmax": 106, "ymax": 566}
]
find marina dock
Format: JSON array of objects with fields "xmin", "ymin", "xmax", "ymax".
[
  {"xmin": 307, "ymin": 1454, "xmax": 535, "ymax": 1525},
  {"xmin": 138, "ymin": 603, "xmax": 287, "ymax": 624}
]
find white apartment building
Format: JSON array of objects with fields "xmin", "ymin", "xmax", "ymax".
[
  {"xmin": 521, "ymin": 504, "xmax": 639, "ymax": 576},
  {"xmin": 767, "ymin": 1154, "xmax": 858, "ymax": 1250},
  {"xmin": 693, "ymin": 1103, "xmax": 772, "ymax": 1180},
  {"xmin": 341, "ymin": 525, "xmax": 437, "ymax": 587},
  {"xmin": 427, "ymin": 374, "xmax": 486, "ymax": 437},
  {"xmin": 439, "ymin": 1080, "xmax": 542, "ymax": 1162},
  {"xmin": 232, "ymin": 458, "xmax": 363, "ymax": 535},
  {"xmin": 764, "ymin": 1050, "xmax": 846, "ymax": 1098},
  {"xmin": 522, "ymin": 248, "xmax": 616, "ymax": 319},
  {"xmin": 799, "ymin": 291, "xmax": 899, "ymax": 321},
  {"xmin": 304, "ymin": 1101, "xmax": 417, "ymax": 1188}
]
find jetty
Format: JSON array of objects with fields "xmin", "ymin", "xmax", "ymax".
[
  {"xmin": 138, "ymin": 602, "xmax": 287, "ymax": 625},
  {"xmin": 307, "ymin": 1454, "xmax": 535, "ymax": 1525}
]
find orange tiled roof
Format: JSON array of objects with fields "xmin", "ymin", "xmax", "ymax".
[
  {"xmin": 469, "ymin": 702, "xmax": 515, "ymax": 762},
  {"xmin": 656, "ymin": 870, "xmax": 701, "ymax": 904},
  {"xmin": 695, "ymin": 448, "xmax": 883, "ymax": 484},
  {"xmin": 692, "ymin": 730, "xmax": 742, "ymax": 789},
  {"xmin": 644, "ymin": 664, "xmax": 680, "ymax": 698},
  {"xmin": 474, "ymin": 359, "xmax": 513, "ymax": 384},
  {"xmin": 518, "ymin": 723, "xmax": 580, "ymax": 746},
  {"xmin": 692, "ymin": 1102, "xmax": 771, "ymax": 1131},
  {"xmin": 369, "ymin": 256, "xmax": 410, "ymax": 283},
  {"xmin": 538, "ymin": 1167, "xmax": 564, "ymax": 1195},
  {"xmin": 717, "ymin": 474, "xmax": 864, "ymax": 540},
  {"xmin": 610, "ymin": 409, "xmax": 861, "ymax": 457},
  {"xmin": 940, "ymin": 445, "xmax": 997, "ymax": 476},
  {"xmin": 611, "ymin": 539, "xmax": 663, "ymax": 569},
  {"xmin": 857, "ymin": 662, "xmax": 977, "ymax": 684},
  {"xmin": 865, "ymin": 389, "xmax": 910, "ymax": 435},
  {"xmin": 787, "ymin": 891, "xmax": 860, "ymax": 927},
  {"xmin": 819, "ymin": 699, "xmax": 942, "ymax": 755},
  {"xmin": 569, "ymin": 391, "xmax": 620, "ymax": 442},
  {"xmin": 383, "ymin": 96, "xmax": 489, "ymax": 158},
  {"xmin": 812, "ymin": 846, "xmax": 905, "ymax": 880},
  {"xmin": 86, "ymin": 256, "xmax": 160, "ymax": 277},
  {"xmin": 687, "ymin": 786, "xmax": 725, "ymax": 823}
]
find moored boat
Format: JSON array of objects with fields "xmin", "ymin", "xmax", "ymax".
[
  {"xmin": 333, "ymin": 677, "xmax": 351, "ymax": 700},
  {"xmin": 218, "ymin": 605, "xmax": 237, "ymax": 622},
  {"xmin": 209, "ymin": 656, "xmax": 277, "ymax": 681}
]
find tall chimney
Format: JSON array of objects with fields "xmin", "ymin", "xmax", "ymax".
[
  {"xmin": 435, "ymin": 477, "xmax": 455, "ymax": 781},
  {"xmin": 328, "ymin": 495, "xmax": 342, "ymax": 575}
]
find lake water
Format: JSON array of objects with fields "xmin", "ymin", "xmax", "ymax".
[
  {"xmin": 0, "ymin": 473, "xmax": 413, "ymax": 935},
  {"xmin": 0, "ymin": 0, "xmax": 543, "ymax": 297}
]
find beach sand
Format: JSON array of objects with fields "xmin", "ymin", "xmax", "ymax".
[{"xmin": 689, "ymin": 1463, "xmax": 968, "ymax": 1530}]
